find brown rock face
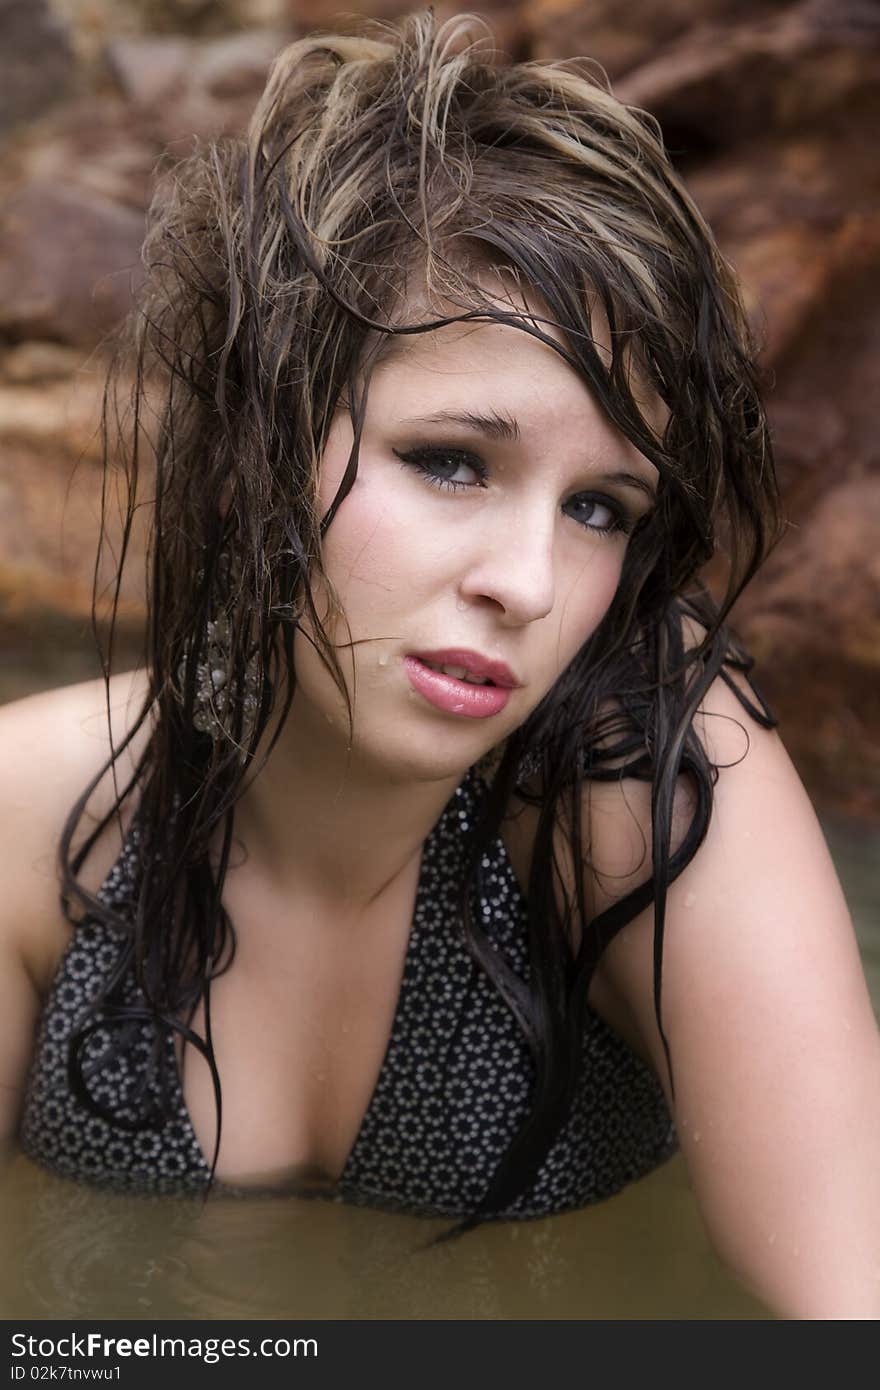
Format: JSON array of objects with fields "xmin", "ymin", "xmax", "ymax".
[
  {"xmin": 0, "ymin": 181, "xmax": 145, "ymax": 348},
  {"xmin": 0, "ymin": 0, "xmax": 75, "ymax": 134},
  {"xmin": 291, "ymin": 2, "xmax": 528, "ymax": 57},
  {"xmin": 735, "ymin": 476, "xmax": 880, "ymax": 815},
  {"xmin": 616, "ymin": 0, "xmax": 880, "ymax": 156},
  {"xmin": 731, "ymin": 251, "xmax": 880, "ymax": 811},
  {"xmin": 524, "ymin": 0, "xmax": 790, "ymax": 78},
  {"xmin": 688, "ymin": 126, "xmax": 880, "ymax": 364},
  {"xmin": 104, "ymin": 28, "xmax": 292, "ymax": 143},
  {"xmin": 0, "ymin": 426, "xmax": 146, "ymax": 704}
]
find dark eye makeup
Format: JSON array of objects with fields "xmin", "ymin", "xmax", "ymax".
[{"xmin": 392, "ymin": 444, "xmax": 640, "ymax": 537}]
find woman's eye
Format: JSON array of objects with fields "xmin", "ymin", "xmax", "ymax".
[
  {"xmin": 394, "ymin": 446, "xmax": 487, "ymax": 491},
  {"xmin": 563, "ymin": 493, "xmax": 629, "ymax": 535},
  {"xmin": 394, "ymin": 447, "xmax": 633, "ymax": 535}
]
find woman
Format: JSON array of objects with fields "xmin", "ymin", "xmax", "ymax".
[{"xmin": 2, "ymin": 11, "xmax": 878, "ymax": 1317}]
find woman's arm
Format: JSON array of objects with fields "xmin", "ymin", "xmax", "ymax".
[
  {"xmin": 0, "ymin": 691, "xmax": 71, "ymax": 1157},
  {"xmin": 0, "ymin": 672, "xmax": 150, "ymax": 1158},
  {"xmin": 586, "ymin": 672, "xmax": 880, "ymax": 1319}
]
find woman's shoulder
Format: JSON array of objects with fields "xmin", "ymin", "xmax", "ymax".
[
  {"xmin": 508, "ymin": 666, "xmax": 772, "ymax": 874},
  {"xmin": 0, "ymin": 668, "xmax": 152, "ymax": 993}
]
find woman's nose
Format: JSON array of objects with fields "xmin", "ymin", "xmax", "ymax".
[{"xmin": 457, "ymin": 508, "xmax": 556, "ymax": 625}]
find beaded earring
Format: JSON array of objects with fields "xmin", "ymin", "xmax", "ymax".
[{"xmin": 174, "ymin": 550, "xmax": 261, "ymax": 753}]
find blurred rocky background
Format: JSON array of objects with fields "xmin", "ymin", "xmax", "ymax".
[{"xmin": 0, "ymin": 0, "xmax": 878, "ymax": 815}]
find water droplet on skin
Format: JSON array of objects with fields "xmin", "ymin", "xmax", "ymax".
[
  {"xmin": 684, "ymin": 891, "xmax": 696, "ymax": 908},
  {"xmin": 768, "ymin": 1232, "xmax": 777, "ymax": 1246},
  {"xmin": 378, "ymin": 653, "xmax": 389, "ymax": 667},
  {"xmin": 692, "ymin": 1131, "xmax": 701, "ymax": 1142},
  {"xmin": 455, "ymin": 598, "xmax": 468, "ymax": 612}
]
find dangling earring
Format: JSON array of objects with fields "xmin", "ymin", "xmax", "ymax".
[{"xmin": 175, "ymin": 551, "xmax": 261, "ymax": 753}]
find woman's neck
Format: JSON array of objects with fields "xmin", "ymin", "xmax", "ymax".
[{"xmin": 227, "ymin": 689, "xmax": 465, "ymax": 915}]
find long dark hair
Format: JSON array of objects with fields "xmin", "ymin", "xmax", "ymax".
[{"xmin": 60, "ymin": 9, "xmax": 783, "ymax": 1223}]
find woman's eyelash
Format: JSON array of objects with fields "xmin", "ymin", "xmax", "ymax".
[
  {"xmin": 563, "ymin": 494, "xmax": 635, "ymax": 536},
  {"xmin": 393, "ymin": 445, "xmax": 487, "ymax": 491},
  {"xmin": 393, "ymin": 444, "xmax": 637, "ymax": 536}
]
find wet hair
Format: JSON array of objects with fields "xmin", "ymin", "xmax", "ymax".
[{"xmin": 61, "ymin": 9, "xmax": 783, "ymax": 1226}]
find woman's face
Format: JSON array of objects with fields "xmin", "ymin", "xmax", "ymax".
[{"xmin": 293, "ymin": 293, "xmax": 661, "ymax": 781}]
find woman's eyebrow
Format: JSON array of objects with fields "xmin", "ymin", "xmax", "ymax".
[
  {"xmin": 398, "ymin": 408, "xmax": 521, "ymax": 442},
  {"xmin": 398, "ymin": 408, "xmax": 658, "ymax": 500},
  {"xmin": 603, "ymin": 470, "xmax": 658, "ymax": 502}
]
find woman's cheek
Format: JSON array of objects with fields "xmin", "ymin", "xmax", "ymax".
[
  {"xmin": 322, "ymin": 471, "xmax": 455, "ymax": 616},
  {"xmin": 559, "ymin": 549, "xmax": 625, "ymax": 659},
  {"xmin": 320, "ymin": 488, "xmax": 400, "ymax": 602}
]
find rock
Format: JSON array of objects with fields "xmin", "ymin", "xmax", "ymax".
[
  {"xmin": 16, "ymin": 96, "xmax": 163, "ymax": 212},
  {"xmin": 731, "ymin": 251, "xmax": 880, "ymax": 813},
  {"xmin": 104, "ymin": 28, "xmax": 292, "ymax": 142},
  {"xmin": 104, "ymin": 36, "xmax": 192, "ymax": 108},
  {"xmin": 197, "ymin": 30, "xmax": 294, "ymax": 99},
  {"xmin": 743, "ymin": 479, "xmax": 880, "ymax": 673},
  {"xmin": 233, "ymin": 0, "xmax": 298, "ymax": 25},
  {"xmin": 0, "ymin": 342, "xmax": 84, "ymax": 384},
  {"xmin": 524, "ymin": 0, "xmax": 784, "ymax": 79},
  {"xmin": 0, "ymin": 438, "xmax": 147, "ymax": 627},
  {"xmin": 0, "ymin": 0, "xmax": 75, "ymax": 135},
  {"xmin": 0, "ymin": 374, "xmax": 106, "ymax": 462},
  {"xmin": 735, "ymin": 478, "xmax": 880, "ymax": 812},
  {"xmin": 616, "ymin": 0, "xmax": 880, "ymax": 154},
  {"xmin": 291, "ymin": 2, "xmax": 526, "ymax": 59},
  {"xmin": 770, "ymin": 256, "xmax": 880, "ymax": 505},
  {"xmin": 134, "ymin": 0, "xmax": 284, "ymax": 35},
  {"xmin": 0, "ymin": 404, "xmax": 138, "ymax": 696},
  {"xmin": 0, "ymin": 181, "xmax": 145, "ymax": 348},
  {"xmin": 689, "ymin": 130, "xmax": 880, "ymax": 364}
]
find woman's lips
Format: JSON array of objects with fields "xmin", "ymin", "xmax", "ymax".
[
  {"xmin": 403, "ymin": 656, "xmax": 513, "ymax": 718},
  {"xmin": 410, "ymin": 648, "xmax": 520, "ymax": 687}
]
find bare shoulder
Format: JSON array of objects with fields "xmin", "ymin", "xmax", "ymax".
[
  {"xmin": 0, "ymin": 668, "xmax": 152, "ymax": 992},
  {"xmin": 0, "ymin": 668, "xmax": 152, "ymax": 1145},
  {"xmin": 582, "ymin": 628, "xmax": 788, "ymax": 914},
  {"xmin": 505, "ymin": 627, "xmax": 861, "ymax": 1076},
  {"xmin": 500, "ymin": 636, "xmax": 764, "ymax": 918},
  {"xmin": 587, "ymin": 656, "xmax": 873, "ymax": 1088}
]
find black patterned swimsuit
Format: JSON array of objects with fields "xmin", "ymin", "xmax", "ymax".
[{"xmin": 20, "ymin": 766, "xmax": 675, "ymax": 1217}]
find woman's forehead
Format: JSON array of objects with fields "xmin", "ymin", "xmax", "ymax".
[{"xmin": 366, "ymin": 285, "xmax": 669, "ymax": 445}]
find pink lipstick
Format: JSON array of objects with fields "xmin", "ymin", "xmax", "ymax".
[{"xmin": 404, "ymin": 649, "xmax": 519, "ymax": 719}]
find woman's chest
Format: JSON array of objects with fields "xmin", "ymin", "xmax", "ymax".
[{"xmin": 178, "ymin": 861, "xmax": 422, "ymax": 1190}]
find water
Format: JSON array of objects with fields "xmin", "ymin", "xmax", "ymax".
[
  {"xmin": 1, "ymin": 815, "xmax": 876, "ymax": 1321},
  {"xmin": 0, "ymin": 1151, "xmax": 768, "ymax": 1320}
]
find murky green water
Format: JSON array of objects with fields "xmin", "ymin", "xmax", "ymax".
[
  {"xmin": 1, "ymin": 814, "xmax": 875, "ymax": 1322},
  {"xmin": 0, "ymin": 1150, "xmax": 769, "ymax": 1321}
]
